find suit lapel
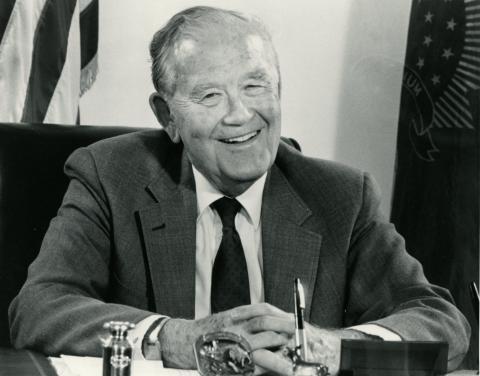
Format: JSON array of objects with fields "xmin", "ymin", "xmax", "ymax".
[
  {"xmin": 262, "ymin": 164, "xmax": 322, "ymax": 320},
  {"xmin": 137, "ymin": 148, "xmax": 197, "ymax": 319},
  {"xmin": 135, "ymin": 142, "xmax": 323, "ymax": 320}
]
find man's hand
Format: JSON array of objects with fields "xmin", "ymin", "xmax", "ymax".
[
  {"xmin": 289, "ymin": 324, "xmax": 378, "ymax": 376},
  {"xmin": 158, "ymin": 303, "xmax": 293, "ymax": 369},
  {"xmin": 159, "ymin": 303, "xmax": 375, "ymax": 376},
  {"xmin": 246, "ymin": 315, "xmax": 378, "ymax": 376}
]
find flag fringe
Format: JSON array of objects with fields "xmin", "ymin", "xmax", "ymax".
[{"xmin": 80, "ymin": 54, "xmax": 98, "ymax": 96}]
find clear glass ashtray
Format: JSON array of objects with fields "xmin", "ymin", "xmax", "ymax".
[{"xmin": 194, "ymin": 332, "xmax": 255, "ymax": 376}]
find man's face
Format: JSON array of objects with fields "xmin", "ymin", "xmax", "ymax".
[{"xmin": 162, "ymin": 28, "xmax": 281, "ymax": 195}]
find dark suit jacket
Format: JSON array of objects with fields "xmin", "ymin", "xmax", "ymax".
[{"xmin": 9, "ymin": 130, "xmax": 470, "ymax": 368}]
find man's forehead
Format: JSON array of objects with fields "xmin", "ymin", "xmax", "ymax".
[
  {"xmin": 173, "ymin": 32, "xmax": 273, "ymax": 68},
  {"xmin": 244, "ymin": 34, "xmax": 269, "ymax": 60},
  {"xmin": 174, "ymin": 38, "xmax": 197, "ymax": 61}
]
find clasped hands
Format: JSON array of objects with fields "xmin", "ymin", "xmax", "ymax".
[{"xmin": 158, "ymin": 303, "xmax": 361, "ymax": 376}]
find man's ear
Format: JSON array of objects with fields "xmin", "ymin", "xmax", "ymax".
[{"xmin": 149, "ymin": 93, "xmax": 181, "ymax": 143}]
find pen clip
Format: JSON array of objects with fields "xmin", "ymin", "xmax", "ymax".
[{"xmin": 296, "ymin": 279, "xmax": 305, "ymax": 309}]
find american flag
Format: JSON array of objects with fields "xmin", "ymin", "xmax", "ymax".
[{"xmin": 0, "ymin": 0, "xmax": 98, "ymax": 124}]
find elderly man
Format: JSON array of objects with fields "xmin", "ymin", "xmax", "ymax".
[{"xmin": 9, "ymin": 6, "xmax": 469, "ymax": 375}]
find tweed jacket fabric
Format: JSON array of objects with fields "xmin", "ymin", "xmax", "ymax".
[{"xmin": 9, "ymin": 130, "xmax": 470, "ymax": 368}]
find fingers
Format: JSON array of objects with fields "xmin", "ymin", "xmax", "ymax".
[
  {"xmin": 246, "ymin": 331, "xmax": 290, "ymax": 350},
  {"xmin": 246, "ymin": 315, "xmax": 295, "ymax": 335},
  {"xmin": 229, "ymin": 303, "xmax": 291, "ymax": 322},
  {"xmin": 253, "ymin": 349, "xmax": 293, "ymax": 376}
]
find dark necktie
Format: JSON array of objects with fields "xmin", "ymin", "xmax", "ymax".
[{"xmin": 210, "ymin": 197, "xmax": 251, "ymax": 313}]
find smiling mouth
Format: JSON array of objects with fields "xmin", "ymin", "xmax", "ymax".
[{"xmin": 220, "ymin": 130, "xmax": 260, "ymax": 144}]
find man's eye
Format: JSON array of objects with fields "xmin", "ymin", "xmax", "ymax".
[
  {"xmin": 199, "ymin": 92, "xmax": 222, "ymax": 106},
  {"xmin": 245, "ymin": 84, "xmax": 266, "ymax": 95}
]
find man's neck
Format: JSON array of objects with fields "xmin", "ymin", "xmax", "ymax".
[{"xmin": 191, "ymin": 166, "xmax": 262, "ymax": 197}]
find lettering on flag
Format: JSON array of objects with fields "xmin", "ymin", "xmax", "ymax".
[{"xmin": 398, "ymin": 0, "xmax": 480, "ymax": 162}]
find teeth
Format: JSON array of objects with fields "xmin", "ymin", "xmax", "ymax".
[{"xmin": 223, "ymin": 131, "xmax": 258, "ymax": 144}]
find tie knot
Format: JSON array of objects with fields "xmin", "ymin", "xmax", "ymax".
[{"xmin": 211, "ymin": 197, "xmax": 242, "ymax": 228}]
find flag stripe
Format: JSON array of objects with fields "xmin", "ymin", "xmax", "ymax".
[
  {"xmin": 444, "ymin": 91, "xmax": 473, "ymax": 120},
  {"xmin": 466, "ymin": 5, "xmax": 480, "ymax": 11},
  {"xmin": 447, "ymin": 84, "xmax": 470, "ymax": 106},
  {"xmin": 457, "ymin": 68, "xmax": 480, "ymax": 83},
  {"xmin": 435, "ymin": 101, "xmax": 466, "ymax": 128},
  {"xmin": 459, "ymin": 60, "xmax": 480, "ymax": 72},
  {"xmin": 80, "ymin": 0, "xmax": 98, "ymax": 69},
  {"xmin": 43, "ymin": 1, "xmax": 80, "ymax": 124},
  {"xmin": 466, "ymin": 13, "xmax": 480, "ymax": 20},
  {"xmin": 0, "ymin": 0, "xmax": 16, "ymax": 43},
  {"xmin": 465, "ymin": 46, "xmax": 480, "ymax": 53},
  {"xmin": 79, "ymin": 0, "xmax": 93, "ymax": 12},
  {"xmin": 454, "ymin": 73, "xmax": 479, "ymax": 90},
  {"xmin": 462, "ymin": 53, "xmax": 480, "ymax": 63},
  {"xmin": 452, "ymin": 77, "xmax": 468, "ymax": 92},
  {"xmin": 432, "ymin": 118, "xmax": 443, "ymax": 128},
  {"xmin": 438, "ymin": 97, "xmax": 474, "ymax": 129},
  {"xmin": 21, "ymin": 0, "xmax": 77, "ymax": 123},
  {"xmin": 0, "ymin": 0, "xmax": 47, "ymax": 122},
  {"xmin": 433, "ymin": 109, "xmax": 452, "ymax": 128}
]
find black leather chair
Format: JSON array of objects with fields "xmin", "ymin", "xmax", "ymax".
[{"xmin": 0, "ymin": 122, "xmax": 148, "ymax": 346}]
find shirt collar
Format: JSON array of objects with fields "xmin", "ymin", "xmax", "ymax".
[{"xmin": 192, "ymin": 165, "xmax": 267, "ymax": 229}]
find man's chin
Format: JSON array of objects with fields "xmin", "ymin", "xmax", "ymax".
[{"xmin": 219, "ymin": 168, "xmax": 269, "ymax": 196}]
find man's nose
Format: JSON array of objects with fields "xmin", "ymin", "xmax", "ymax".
[{"xmin": 222, "ymin": 95, "xmax": 254, "ymax": 125}]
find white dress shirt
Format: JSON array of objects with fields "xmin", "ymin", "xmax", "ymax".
[
  {"xmin": 193, "ymin": 166, "xmax": 266, "ymax": 318},
  {"xmin": 129, "ymin": 166, "xmax": 400, "ymax": 359}
]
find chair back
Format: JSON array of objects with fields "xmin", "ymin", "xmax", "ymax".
[{"xmin": 0, "ymin": 122, "xmax": 148, "ymax": 346}]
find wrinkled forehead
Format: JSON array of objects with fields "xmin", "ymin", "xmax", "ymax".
[
  {"xmin": 175, "ymin": 32, "xmax": 272, "ymax": 62},
  {"xmin": 172, "ymin": 29, "xmax": 278, "ymax": 79}
]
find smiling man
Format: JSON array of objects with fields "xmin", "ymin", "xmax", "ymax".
[{"xmin": 9, "ymin": 6, "xmax": 470, "ymax": 375}]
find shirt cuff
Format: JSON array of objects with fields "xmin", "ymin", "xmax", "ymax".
[
  {"xmin": 349, "ymin": 324, "xmax": 402, "ymax": 341},
  {"xmin": 128, "ymin": 314, "xmax": 163, "ymax": 360}
]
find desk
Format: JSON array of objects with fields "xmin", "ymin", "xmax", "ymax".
[{"xmin": 0, "ymin": 348, "xmax": 477, "ymax": 376}]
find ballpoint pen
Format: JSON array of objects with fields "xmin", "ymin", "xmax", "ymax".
[{"xmin": 294, "ymin": 278, "xmax": 308, "ymax": 360}]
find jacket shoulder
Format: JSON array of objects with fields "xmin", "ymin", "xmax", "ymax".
[
  {"xmin": 66, "ymin": 129, "xmax": 175, "ymax": 180},
  {"xmin": 276, "ymin": 141, "xmax": 367, "ymax": 202}
]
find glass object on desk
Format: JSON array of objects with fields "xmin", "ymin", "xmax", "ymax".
[
  {"xmin": 194, "ymin": 332, "xmax": 255, "ymax": 376},
  {"xmin": 284, "ymin": 346, "xmax": 330, "ymax": 376}
]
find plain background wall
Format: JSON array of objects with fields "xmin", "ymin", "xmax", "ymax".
[{"xmin": 80, "ymin": 0, "xmax": 412, "ymax": 216}]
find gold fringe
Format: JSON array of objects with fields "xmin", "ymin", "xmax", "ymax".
[{"xmin": 80, "ymin": 54, "xmax": 98, "ymax": 96}]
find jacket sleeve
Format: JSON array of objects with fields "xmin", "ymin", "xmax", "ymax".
[
  {"xmin": 344, "ymin": 172, "xmax": 470, "ymax": 371},
  {"xmin": 9, "ymin": 148, "xmax": 153, "ymax": 356}
]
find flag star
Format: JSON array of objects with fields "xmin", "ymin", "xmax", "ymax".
[
  {"xmin": 423, "ymin": 35, "xmax": 433, "ymax": 46},
  {"xmin": 425, "ymin": 11, "xmax": 434, "ymax": 23},
  {"xmin": 442, "ymin": 48, "xmax": 454, "ymax": 59},
  {"xmin": 432, "ymin": 75, "xmax": 440, "ymax": 85},
  {"xmin": 416, "ymin": 57, "xmax": 425, "ymax": 68},
  {"xmin": 446, "ymin": 18, "xmax": 456, "ymax": 30}
]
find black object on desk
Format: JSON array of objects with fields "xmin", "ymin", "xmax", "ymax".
[
  {"xmin": 339, "ymin": 340, "xmax": 448, "ymax": 376},
  {"xmin": 0, "ymin": 347, "xmax": 57, "ymax": 376}
]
